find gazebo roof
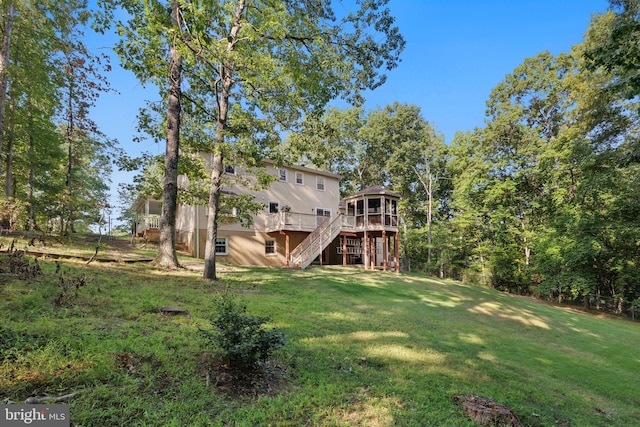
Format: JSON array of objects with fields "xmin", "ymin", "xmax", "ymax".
[{"xmin": 345, "ymin": 186, "xmax": 401, "ymax": 200}]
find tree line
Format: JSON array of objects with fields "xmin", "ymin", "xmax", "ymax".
[{"xmin": 0, "ymin": 0, "xmax": 117, "ymax": 234}]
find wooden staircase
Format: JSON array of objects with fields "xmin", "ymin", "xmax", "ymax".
[{"xmin": 289, "ymin": 215, "xmax": 344, "ymax": 269}]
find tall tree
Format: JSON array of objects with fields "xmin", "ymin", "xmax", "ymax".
[
  {"xmin": 97, "ymin": 0, "xmax": 184, "ymax": 268},
  {"xmin": 46, "ymin": 0, "xmax": 113, "ymax": 232},
  {"xmin": 448, "ymin": 130, "xmax": 494, "ymax": 283},
  {"xmin": 0, "ymin": 1, "xmax": 15, "ymax": 179},
  {"xmin": 382, "ymin": 103, "xmax": 448, "ymax": 267},
  {"xmin": 154, "ymin": 0, "xmax": 182, "ymax": 268},
  {"xmin": 478, "ymin": 51, "xmax": 578, "ymax": 291},
  {"xmin": 0, "ymin": 1, "xmax": 64, "ymax": 229}
]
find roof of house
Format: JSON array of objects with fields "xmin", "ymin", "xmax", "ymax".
[{"xmin": 263, "ymin": 159, "xmax": 341, "ymax": 179}]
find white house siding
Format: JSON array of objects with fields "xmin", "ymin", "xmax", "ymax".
[{"xmin": 170, "ymin": 160, "xmax": 341, "ymax": 266}]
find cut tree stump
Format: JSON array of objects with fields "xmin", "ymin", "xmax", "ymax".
[{"xmin": 452, "ymin": 394, "xmax": 522, "ymax": 426}]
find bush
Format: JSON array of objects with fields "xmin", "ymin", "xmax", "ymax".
[{"xmin": 201, "ymin": 292, "xmax": 286, "ymax": 371}]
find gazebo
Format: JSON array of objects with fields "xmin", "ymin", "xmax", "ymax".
[{"xmin": 341, "ymin": 186, "xmax": 401, "ymax": 272}]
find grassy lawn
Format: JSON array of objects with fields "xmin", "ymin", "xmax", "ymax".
[{"xmin": 1, "ymin": 237, "xmax": 639, "ymax": 426}]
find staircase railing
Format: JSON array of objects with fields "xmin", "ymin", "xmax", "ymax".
[{"xmin": 289, "ymin": 214, "xmax": 344, "ymax": 269}]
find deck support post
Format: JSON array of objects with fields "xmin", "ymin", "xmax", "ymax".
[
  {"xmin": 364, "ymin": 230, "xmax": 369, "ymax": 269},
  {"xmin": 382, "ymin": 229, "xmax": 387, "ymax": 271},
  {"xmin": 394, "ymin": 232, "xmax": 400, "ymax": 273},
  {"xmin": 342, "ymin": 235, "xmax": 347, "ymax": 266}
]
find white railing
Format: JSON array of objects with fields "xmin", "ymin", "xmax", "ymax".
[
  {"xmin": 336, "ymin": 246, "xmax": 362, "ymax": 255},
  {"xmin": 146, "ymin": 215, "xmax": 161, "ymax": 229},
  {"xmin": 289, "ymin": 215, "xmax": 351, "ymax": 269},
  {"xmin": 264, "ymin": 212, "xmax": 320, "ymax": 232}
]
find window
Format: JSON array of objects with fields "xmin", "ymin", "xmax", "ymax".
[
  {"xmin": 295, "ymin": 171, "xmax": 304, "ymax": 185},
  {"xmin": 278, "ymin": 168, "xmax": 287, "ymax": 182},
  {"xmin": 215, "ymin": 237, "xmax": 228, "ymax": 255},
  {"xmin": 268, "ymin": 202, "xmax": 280, "ymax": 213},
  {"xmin": 219, "ymin": 206, "xmax": 238, "ymax": 217},
  {"xmin": 224, "ymin": 165, "xmax": 235, "ymax": 175},
  {"xmin": 316, "ymin": 208, "xmax": 331, "ymax": 226},
  {"xmin": 316, "ymin": 176, "xmax": 325, "ymax": 191},
  {"xmin": 265, "ymin": 240, "xmax": 276, "ymax": 255}
]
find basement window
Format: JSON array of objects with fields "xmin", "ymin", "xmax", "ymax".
[
  {"xmin": 265, "ymin": 240, "xmax": 276, "ymax": 255},
  {"xmin": 215, "ymin": 237, "xmax": 228, "ymax": 255}
]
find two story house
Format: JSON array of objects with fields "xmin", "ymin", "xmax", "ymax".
[{"xmin": 133, "ymin": 159, "xmax": 400, "ymax": 272}]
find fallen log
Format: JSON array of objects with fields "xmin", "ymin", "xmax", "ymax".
[{"xmin": 25, "ymin": 391, "xmax": 80, "ymax": 404}]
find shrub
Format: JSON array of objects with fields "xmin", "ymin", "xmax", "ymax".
[{"xmin": 200, "ymin": 292, "xmax": 286, "ymax": 371}]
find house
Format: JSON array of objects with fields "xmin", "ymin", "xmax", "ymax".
[{"xmin": 133, "ymin": 159, "xmax": 400, "ymax": 272}]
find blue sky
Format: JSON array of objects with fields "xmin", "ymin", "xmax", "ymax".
[{"xmin": 87, "ymin": 0, "xmax": 610, "ymax": 214}]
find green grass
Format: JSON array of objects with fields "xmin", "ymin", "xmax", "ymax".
[{"xmin": 1, "ymin": 240, "xmax": 639, "ymax": 426}]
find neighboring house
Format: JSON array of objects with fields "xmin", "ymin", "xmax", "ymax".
[{"xmin": 133, "ymin": 159, "xmax": 400, "ymax": 272}]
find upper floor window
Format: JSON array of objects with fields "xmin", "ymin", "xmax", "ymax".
[
  {"xmin": 268, "ymin": 201, "xmax": 280, "ymax": 214},
  {"xmin": 219, "ymin": 206, "xmax": 238, "ymax": 217},
  {"xmin": 295, "ymin": 171, "xmax": 304, "ymax": 185},
  {"xmin": 215, "ymin": 237, "xmax": 228, "ymax": 255},
  {"xmin": 278, "ymin": 168, "xmax": 287, "ymax": 182},
  {"xmin": 224, "ymin": 165, "xmax": 235, "ymax": 175},
  {"xmin": 316, "ymin": 176, "xmax": 325, "ymax": 191}
]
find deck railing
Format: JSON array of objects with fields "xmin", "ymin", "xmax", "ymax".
[
  {"xmin": 265, "ymin": 212, "xmax": 396, "ymax": 233},
  {"xmin": 289, "ymin": 215, "xmax": 360, "ymax": 269},
  {"xmin": 147, "ymin": 215, "xmax": 161, "ymax": 229},
  {"xmin": 264, "ymin": 212, "xmax": 320, "ymax": 232},
  {"xmin": 289, "ymin": 215, "xmax": 346, "ymax": 269}
]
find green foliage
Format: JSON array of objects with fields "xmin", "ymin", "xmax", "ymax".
[
  {"xmin": 584, "ymin": 2, "xmax": 640, "ymax": 99},
  {"xmin": 286, "ymin": 106, "xmax": 372, "ymax": 197},
  {"xmin": 200, "ymin": 292, "xmax": 286, "ymax": 371},
  {"xmin": 0, "ymin": 0, "xmax": 117, "ymax": 232}
]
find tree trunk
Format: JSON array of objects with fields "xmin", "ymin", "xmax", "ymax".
[
  {"xmin": 154, "ymin": 0, "xmax": 182, "ymax": 269},
  {"xmin": 521, "ymin": 220, "xmax": 530, "ymax": 266},
  {"xmin": 411, "ymin": 163, "xmax": 434, "ymax": 266},
  {"xmin": 28, "ymin": 124, "xmax": 36, "ymax": 230},
  {"xmin": 5, "ymin": 95, "xmax": 13, "ymax": 196},
  {"xmin": 65, "ymin": 76, "xmax": 75, "ymax": 233},
  {"xmin": 0, "ymin": 2, "xmax": 15, "ymax": 179},
  {"xmin": 427, "ymin": 168, "xmax": 433, "ymax": 265},
  {"xmin": 203, "ymin": 149, "xmax": 223, "ymax": 280},
  {"xmin": 203, "ymin": 0, "xmax": 245, "ymax": 281}
]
